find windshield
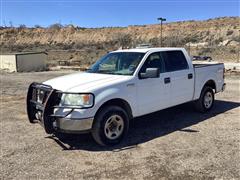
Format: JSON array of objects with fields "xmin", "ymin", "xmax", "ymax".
[{"xmin": 87, "ymin": 52, "xmax": 145, "ymax": 75}]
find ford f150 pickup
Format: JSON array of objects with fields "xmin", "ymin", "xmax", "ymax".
[{"xmin": 27, "ymin": 48, "xmax": 226, "ymax": 146}]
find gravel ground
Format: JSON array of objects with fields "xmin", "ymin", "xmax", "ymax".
[{"xmin": 0, "ymin": 71, "xmax": 239, "ymax": 180}]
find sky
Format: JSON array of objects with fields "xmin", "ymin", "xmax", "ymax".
[{"xmin": 1, "ymin": 0, "xmax": 239, "ymax": 28}]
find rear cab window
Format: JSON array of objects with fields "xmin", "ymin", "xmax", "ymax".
[{"xmin": 160, "ymin": 50, "xmax": 189, "ymax": 72}]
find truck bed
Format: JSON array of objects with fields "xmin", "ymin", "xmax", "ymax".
[
  {"xmin": 193, "ymin": 62, "xmax": 225, "ymax": 100},
  {"xmin": 193, "ymin": 63, "xmax": 224, "ymax": 68}
]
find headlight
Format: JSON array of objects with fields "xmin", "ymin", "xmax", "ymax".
[{"xmin": 60, "ymin": 93, "xmax": 94, "ymax": 108}]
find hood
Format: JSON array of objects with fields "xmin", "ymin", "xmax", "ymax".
[{"xmin": 44, "ymin": 72, "xmax": 130, "ymax": 92}]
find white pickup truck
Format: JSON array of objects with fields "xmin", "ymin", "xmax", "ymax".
[{"xmin": 27, "ymin": 48, "xmax": 226, "ymax": 146}]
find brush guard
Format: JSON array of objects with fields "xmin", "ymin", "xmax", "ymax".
[{"xmin": 26, "ymin": 82, "xmax": 62, "ymax": 134}]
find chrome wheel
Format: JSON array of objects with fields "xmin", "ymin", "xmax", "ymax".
[
  {"xmin": 204, "ymin": 91, "xmax": 213, "ymax": 109},
  {"xmin": 104, "ymin": 115, "xmax": 124, "ymax": 140}
]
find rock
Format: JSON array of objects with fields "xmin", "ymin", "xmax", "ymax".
[
  {"xmin": 228, "ymin": 40, "xmax": 240, "ymax": 46},
  {"xmin": 186, "ymin": 42, "xmax": 209, "ymax": 47},
  {"xmin": 219, "ymin": 39, "xmax": 231, "ymax": 46}
]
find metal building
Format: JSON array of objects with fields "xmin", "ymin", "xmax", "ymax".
[{"xmin": 0, "ymin": 52, "xmax": 47, "ymax": 72}]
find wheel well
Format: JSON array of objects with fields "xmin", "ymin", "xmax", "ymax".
[
  {"xmin": 204, "ymin": 80, "xmax": 216, "ymax": 92},
  {"xmin": 95, "ymin": 98, "xmax": 133, "ymax": 119}
]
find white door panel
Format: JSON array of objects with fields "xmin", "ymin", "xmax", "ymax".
[
  {"xmin": 170, "ymin": 69, "xmax": 194, "ymax": 106},
  {"xmin": 136, "ymin": 72, "xmax": 171, "ymax": 116}
]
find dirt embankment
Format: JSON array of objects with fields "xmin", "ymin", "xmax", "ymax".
[{"xmin": 1, "ymin": 17, "xmax": 239, "ymax": 65}]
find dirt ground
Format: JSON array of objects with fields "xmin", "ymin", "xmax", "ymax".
[{"xmin": 0, "ymin": 71, "xmax": 239, "ymax": 180}]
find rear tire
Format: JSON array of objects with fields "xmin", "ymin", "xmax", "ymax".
[
  {"xmin": 195, "ymin": 86, "xmax": 214, "ymax": 113},
  {"xmin": 91, "ymin": 106, "xmax": 129, "ymax": 146}
]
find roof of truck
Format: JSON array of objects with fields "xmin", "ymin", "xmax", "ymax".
[{"xmin": 113, "ymin": 47, "xmax": 185, "ymax": 53}]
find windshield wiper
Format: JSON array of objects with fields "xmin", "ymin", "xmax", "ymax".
[
  {"xmin": 112, "ymin": 72, "xmax": 125, "ymax": 75},
  {"xmin": 96, "ymin": 70, "xmax": 113, "ymax": 74}
]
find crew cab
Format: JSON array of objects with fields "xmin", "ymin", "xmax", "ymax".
[{"xmin": 27, "ymin": 48, "xmax": 226, "ymax": 146}]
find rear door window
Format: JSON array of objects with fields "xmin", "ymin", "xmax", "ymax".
[{"xmin": 160, "ymin": 51, "xmax": 189, "ymax": 72}]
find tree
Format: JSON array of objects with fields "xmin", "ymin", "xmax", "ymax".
[
  {"xmin": 18, "ymin": 24, "xmax": 26, "ymax": 30},
  {"xmin": 9, "ymin": 21, "xmax": 13, "ymax": 27},
  {"xmin": 34, "ymin": 24, "xmax": 42, "ymax": 28},
  {"xmin": 113, "ymin": 33, "xmax": 132, "ymax": 48},
  {"xmin": 49, "ymin": 23, "xmax": 63, "ymax": 31}
]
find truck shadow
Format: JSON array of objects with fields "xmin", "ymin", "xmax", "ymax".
[{"xmin": 46, "ymin": 100, "xmax": 240, "ymax": 151}]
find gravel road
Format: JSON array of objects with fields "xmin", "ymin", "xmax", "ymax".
[{"xmin": 0, "ymin": 71, "xmax": 239, "ymax": 179}]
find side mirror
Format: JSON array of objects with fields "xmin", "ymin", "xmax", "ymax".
[{"xmin": 139, "ymin": 68, "xmax": 160, "ymax": 79}]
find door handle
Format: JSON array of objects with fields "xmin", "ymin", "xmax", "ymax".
[
  {"xmin": 188, "ymin": 73, "xmax": 193, "ymax": 79},
  {"xmin": 126, "ymin": 83, "xmax": 135, "ymax": 87},
  {"xmin": 164, "ymin": 77, "xmax": 171, "ymax": 84}
]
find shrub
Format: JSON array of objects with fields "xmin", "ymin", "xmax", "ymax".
[
  {"xmin": 18, "ymin": 24, "xmax": 26, "ymax": 30},
  {"xmin": 74, "ymin": 43, "xmax": 84, "ymax": 49},
  {"xmin": 198, "ymin": 48, "xmax": 212, "ymax": 55},
  {"xmin": 34, "ymin": 25, "xmax": 42, "ymax": 28},
  {"xmin": 149, "ymin": 37, "xmax": 160, "ymax": 47},
  {"xmin": 113, "ymin": 33, "xmax": 132, "ymax": 48},
  {"xmin": 188, "ymin": 35, "xmax": 199, "ymax": 43},
  {"xmin": 230, "ymin": 49, "xmax": 236, "ymax": 53},
  {"xmin": 164, "ymin": 36, "xmax": 186, "ymax": 47},
  {"xmin": 49, "ymin": 23, "xmax": 63, "ymax": 31},
  {"xmin": 213, "ymin": 37, "xmax": 223, "ymax": 45},
  {"xmin": 226, "ymin": 30, "xmax": 234, "ymax": 36},
  {"xmin": 34, "ymin": 41, "xmax": 40, "ymax": 46},
  {"xmin": 232, "ymin": 36, "xmax": 240, "ymax": 42}
]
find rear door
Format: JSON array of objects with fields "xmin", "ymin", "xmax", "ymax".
[
  {"xmin": 161, "ymin": 50, "xmax": 194, "ymax": 106},
  {"xmin": 136, "ymin": 52, "xmax": 171, "ymax": 116}
]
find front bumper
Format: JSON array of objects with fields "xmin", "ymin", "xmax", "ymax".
[
  {"xmin": 54, "ymin": 117, "xmax": 94, "ymax": 133},
  {"xmin": 26, "ymin": 82, "xmax": 94, "ymax": 134}
]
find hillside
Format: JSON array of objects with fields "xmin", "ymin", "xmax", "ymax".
[{"xmin": 1, "ymin": 17, "xmax": 239, "ymax": 66}]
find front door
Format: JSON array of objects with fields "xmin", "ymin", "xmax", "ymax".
[{"xmin": 136, "ymin": 52, "xmax": 171, "ymax": 116}]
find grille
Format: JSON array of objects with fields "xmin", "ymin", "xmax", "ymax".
[{"xmin": 37, "ymin": 89, "xmax": 50, "ymax": 104}]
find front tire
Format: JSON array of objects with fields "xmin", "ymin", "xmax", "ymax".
[
  {"xmin": 195, "ymin": 86, "xmax": 214, "ymax": 113},
  {"xmin": 91, "ymin": 106, "xmax": 129, "ymax": 146}
]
